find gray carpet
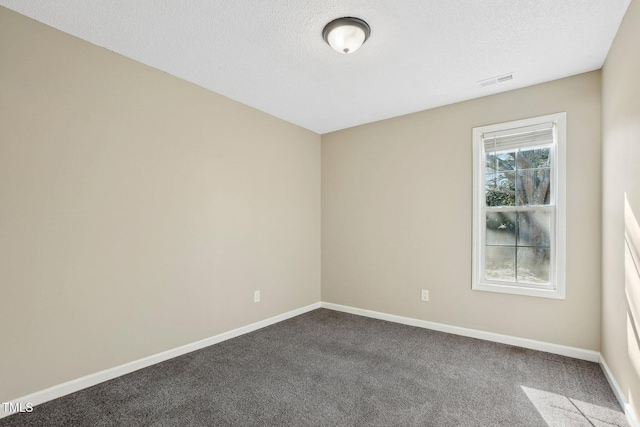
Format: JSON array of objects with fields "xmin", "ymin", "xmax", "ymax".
[{"xmin": 1, "ymin": 309, "xmax": 629, "ymax": 426}]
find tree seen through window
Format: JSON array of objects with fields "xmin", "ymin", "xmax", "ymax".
[{"xmin": 484, "ymin": 147, "xmax": 551, "ymax": 284}]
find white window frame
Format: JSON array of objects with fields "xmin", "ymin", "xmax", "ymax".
[{"xmin": 472, "ymin": 113, "xmax": 566, "ymax": 299}]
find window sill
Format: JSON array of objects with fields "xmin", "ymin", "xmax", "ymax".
[{"xmin": 472, "ymin": 281, "xmax": 565, "ymax": 299}]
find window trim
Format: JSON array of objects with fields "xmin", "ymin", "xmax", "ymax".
[{"xmin": 472, "ymin": 113, "xmax": 566, "ymax": 299}]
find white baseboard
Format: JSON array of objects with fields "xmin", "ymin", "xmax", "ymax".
[
  {"xmin": 600, "ymin": 356, "xmax": 640, "ymax": 427},
  {"xmin": 5, "ymin": 301, "xmax": 637, "ymax": 424},
  {"xmin": 321, "ymin": 302, "xmax": 600, "ymax": 362},
  {"xmin": 0, "ymin": 302, "xmax": 321, "ymax": 419}
]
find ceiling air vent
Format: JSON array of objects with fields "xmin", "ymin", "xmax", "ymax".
[{"xmin": 478, "ymin": 73, "xmax": 515, "ymax": 88}]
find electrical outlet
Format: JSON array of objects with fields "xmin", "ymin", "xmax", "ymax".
[
  {"xmin": 254, "ymin": 290, "xmax": 260, "ymax": 303},
  {"xmin": 421, "ymin": 289, "xmax": 429, "ymax": 302}
]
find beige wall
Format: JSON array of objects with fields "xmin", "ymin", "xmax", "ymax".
[
  {"xmin": 323, "ymin": 72, "xmax": 602, "ymax": 350},
  {"xmin": 0, "ymin": 7, "xmax": 320, "ymax": 402},
  {"xmin": 602, "ymin": 0, "xmax": 640, "ymax": 417}
]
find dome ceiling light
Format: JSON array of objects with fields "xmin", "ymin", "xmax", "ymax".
[{"xmin": 322, "ymin": 17, "xmax": 371, "ymax": 55}]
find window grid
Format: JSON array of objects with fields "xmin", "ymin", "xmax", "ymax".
[{"xmin": 483, "ymin": 144, "xmax": 553, "ymax": 288}]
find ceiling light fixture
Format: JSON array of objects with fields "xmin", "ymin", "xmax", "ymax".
[{"xmin": 322, "ymin": 17, "xmax": 371, "ymax": 55}]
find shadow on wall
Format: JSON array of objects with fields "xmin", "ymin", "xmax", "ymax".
[{"xmin": 625, "ymin": 193, "xmax": 640, "ymax": 409}]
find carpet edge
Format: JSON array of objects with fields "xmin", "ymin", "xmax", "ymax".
[
  {"xmin": 0, "ymin": 302, "xmax": 322, "ymax": 419},
  {"xmin": 320, "ymin": 302, "xmax": 600, "ymax": 362}
]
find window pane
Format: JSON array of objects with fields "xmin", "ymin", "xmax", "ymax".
[
  {"xmin": 516, "ymin": 169, "xmax": 550, "ymax": 206},
  {"xmin": 518, "ymin": 147, "xmax": 550, "ymax": 169},
  {"xmin": 486, "ymin": 154, "xmax": 497, "ymax": 174},
  {"xmin": 517, "ymin": 247, "xmax": 550, "ymax": 284},
  {"xmin": 485, "ymin": 173, "xmax": 496, "ymax": 206},
  {"xmin": 486, "ymin": 171, "xmax": 515, "ymax": 206},
  {"xmin": 485, "ymin": 246, "xmax": 515, "ymax": 282},
  {"xmin": 517, "ymin": 211, "xmax": 551, "ymax": 247},
  {"xmin": 486, "ymin": 212, "xmax": 516, "ymax": 245},
  {"xmin": 496, "ymin": 151, "xmax": 516, "ymax": 171}
]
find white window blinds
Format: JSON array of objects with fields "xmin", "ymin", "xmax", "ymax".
[{"xmin": 483, "ymin": 122, "xmax": 555, "ymax": 152}]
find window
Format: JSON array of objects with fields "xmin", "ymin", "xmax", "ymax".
[{"xmin": 472, "ymin": 113, "xmax": 566, "ymax": 299}]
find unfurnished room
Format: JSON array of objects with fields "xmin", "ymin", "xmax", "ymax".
[{"xmin": 1, "ymin": 1, "xmax": 639, "ymax": 426}]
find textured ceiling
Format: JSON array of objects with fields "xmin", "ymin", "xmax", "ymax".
[{"xmin": 0, "ymin": 1, "xmax": 631, "ymax": 134}]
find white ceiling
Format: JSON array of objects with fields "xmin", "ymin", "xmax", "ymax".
[{"xmin": 0, "ymin": 1, "xmax": 631, "ymax": 134}]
